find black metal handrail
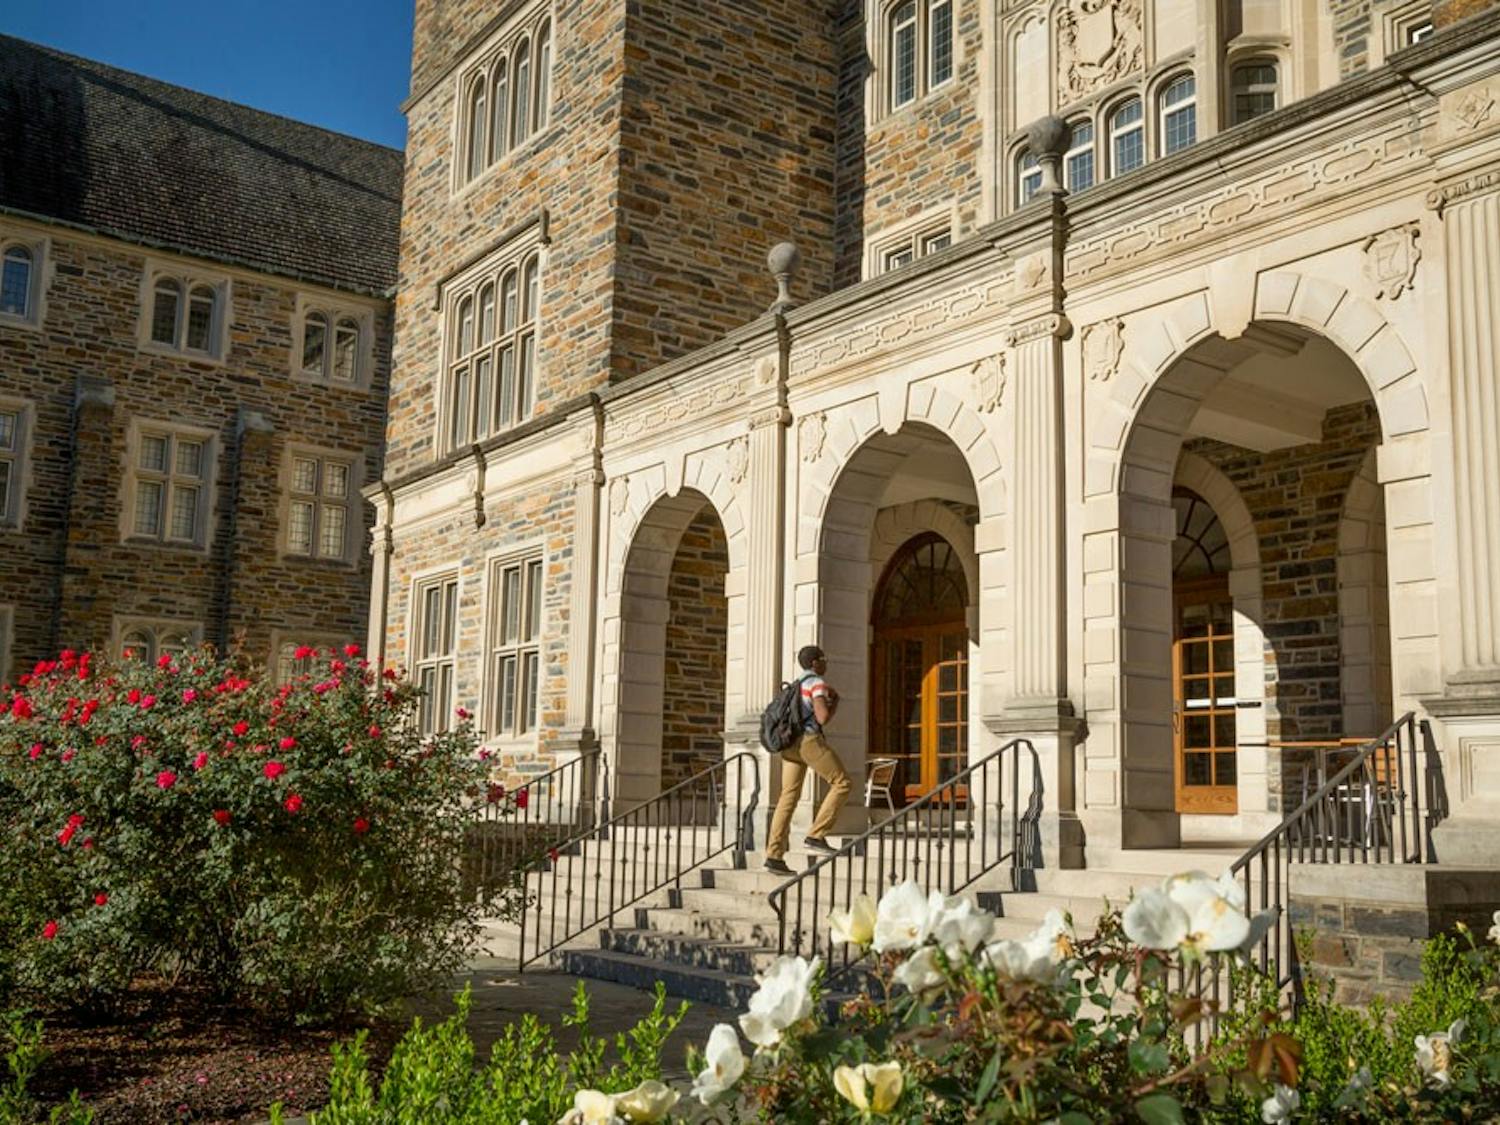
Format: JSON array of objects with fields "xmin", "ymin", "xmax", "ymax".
[
  {"xmin": 770, "ymin": 738, "xmax": 1042, "ymax": 979},
  {"xmin": 516, "ymin": 751, "xmax": 761, "ymax": 969},
  {"xmin": 465, "ymin": 747, "xmax": 607, "ymax": 903},
  {"xmin": 1195, "ymin": 712, "xmax": 1442, "ymax": 1027}
]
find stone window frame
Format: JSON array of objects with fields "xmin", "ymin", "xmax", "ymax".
[
  {"xmin": 436, "ymin": 231, "xmax": 546, "ymax": 457},
  {"xmin": 1373, "ymin": 0, "xmax": 1435, "ymax": 66},
  {"xmin": 111, "ymin": 615, "xmax": 204, "ymax": 664},
  {"xmin": 137, "ymin": 259, "xmax": 232, "ymax": 363},
  {"xmin": 291, "ymin": 294, "xmax": 375, "ymax": 389},
  {"xmin": 1105, "ymin": 95, "xmax": 1146, "ymax": 178},
  {"xmin": 268, "ymin": 629, "xmax": 351, "ymax": 685},
  {"xmin": 453, "ymin": 2, "xmax": 555, "ymax": 193},
  {"xmin": 0, "ymin": 395, "xmax": 35, "ymax": 532},
  {"xmin": 1156, "ymin": 68, "xmax": 1199, "ymax": 157},
  {"xmin": 0, "ymin": 604, "xmax": 12, "ymax": 688},
  {"xmin": 863, "ymin": 203, "xmax": 958, "ymax": 279},
  {"xmin": 1064, "ymin": 116, "xmax": 1096, "ymax": 193},
  {"xmin": 278, "ymin": 443, "xmax": 363, "ymax": 566},
  {"xmin": 867, "ymin": 0, "xmax": 957, "ymax": 122},
  {"xmin": 1014, "ymin": 145, "xmax": 1042, "ymax": 207},
  {"xmin": 0, "ymin": 229, "xmax": 49, "ymax": 331},
  {"xmin": 120, "ymin": 417, "xmax": 218, "ymax": 552},
  {"xmin": 481, "ymin": 543, "xmax": 546, "ymax": 746},
  {"xmin": 1225, "ymin": 45, "xmax": 1286, "ymax": 127},
  {"xmin": 410, "ymin": 568, "xmax": 461, "ymax": 737}
]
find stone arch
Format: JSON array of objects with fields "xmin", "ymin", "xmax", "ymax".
[
  {"xmin": 1078, "ymin": 271, "xmax": 1437, "ymax": 847},
  {"xmin": 1338, "ymin": 447, "xmax": 1393, "ymax": 735},
  {"xmin": 600, "ymin": 467, "xmax": 747, "ymax": 808},
  {"xmin": 1172, "ymin": 451, "xmax": 1269, "ymax": 820},
  {"xmin": 870, "ymin": 500, "xmax": 981, "ymax": 631}
]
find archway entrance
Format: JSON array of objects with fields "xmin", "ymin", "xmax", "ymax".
[
  {"xmin": 871, "ymin": 532, "xmax": 969, "ymax": 802},
  {"xmin": 1171, "ymin": 488, "xmax": 1237, "ymax": 814}
]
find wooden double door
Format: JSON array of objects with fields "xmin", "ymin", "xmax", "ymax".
[
  {"xmin": 1173, "ymin": 579, "xmax": 1239, "ymax": 814},
  {"xmin": 870, "ymin": 533, "xmax": 970, "ymax": 804}
]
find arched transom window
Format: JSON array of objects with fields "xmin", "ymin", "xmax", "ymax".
[{"xmin": 457, "ymin": 13, "xmax": 554, "ymax": 187}]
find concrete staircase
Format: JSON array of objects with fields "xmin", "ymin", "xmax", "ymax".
[{"xmin": 478, "ymin": 836, "xmax": 1256, "ymax": 1008}]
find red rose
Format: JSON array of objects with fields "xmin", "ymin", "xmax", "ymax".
[
  {"xmin": 157, "ymin": 653, "xmax": 173, "ymax": 669},
  {"xmin": 127, "ymin": 688, "xmax": 142, "ymax": 704},
  {"xmin": 68, "ymin": 813, "xmax": 85, "ymax": 827},
  {"xmin": 343, "ymin": 643, "xmax": 361, "ymax": 658},
  {"xmin": 28, "ymin": 743, "xmax": 43, "ymax": 761},
  {"xmin": 294, "ymin": 645, "xmax": 315, "ymax": 661},
  {"xmin": 279, "ymin": 736, "xmax": 296, "ymax": 751},
  {"xmin": 192, "ymin": 752, "xmax": 208, "ymax": 770},
  {"xmin": 515, "ymin": 788, "xmax": 529, "ymax": 810},
  {"xmin": 140, "ymin": 694, "xmax": 156, "ymax": 710},
  {"xmin": 58, "ymin": 824, "xmax": 77, "ymax": 847},
  {"xmin": 131, "ymin": 735, "xmax": 148, "ymax": 751},
  {"xmin": 94, "ymin": 892, "xmax": 108, "ymax": 907},
  {"xmin": 232, "ymin": 720, "xmax": 249, "ymax": 737},
  {"xmin": 81, "ymin": 837, "xmax": 94, "ymax": 850},
  {"xmin": 212, "ymin": 809, "xmax": 232, "ymax": 827},
  {"xmin": 263, "ymin": 761, "xmax": 285, "ymax": 780},
  {"xmin": 456, "ymin": 707, "xmax": 471, "ymax": 720},
  {"xmin": 41, "ymin": 920, "xmax": 58, "ymax": 941},
  {"xmin": 284, "ymin": 793, "xmax": 303, "ymax": 814},
  {"xmin": 182, "ymin": 688, "xmax": 198, "ymax": 703},
  {"xmin": 367, "ymin": 725, "xmax": 382, "ymax": 739},
  {"xmin": 548, "ymin": 847, "xmax": 559, "ymax": 862},
  {"xmin": 353, "ymin": 816, "xmax": 370, "ymax": 835},
  {"xmin": 10, "ymin": 696, "xmax": 33, "ymax": 719},
  {"xmin": 156, "ymin": 770, "xmax": 177, "ymax": 790}
]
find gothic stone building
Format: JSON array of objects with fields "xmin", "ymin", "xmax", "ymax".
[
  {"xmin": 373, "ymin": 0, "xmax": 1500, "ymax": 881},
  {"xmin": 0, "ymin": 36, "xmax": 401, "ymax": 682}
]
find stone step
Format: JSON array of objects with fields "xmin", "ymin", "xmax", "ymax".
[
  {"xmin": 635, "ymin": 904, "xmax": 780, "ymax": 947},
  {"xmin": 604, "ymin": 927, "xmax": 780, "ymax": 977},
  {"xmin": 560, "ymin": 947, "xmax": 762, "ymax": 1009}
]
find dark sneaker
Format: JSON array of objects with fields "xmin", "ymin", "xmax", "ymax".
[
  {"xmin": 764, "ymin": 857, "xmax": 794, "ymax": 875},
  {"xmin": 804, "ymin": 836, "xmax": 838, "ymax": 855}
]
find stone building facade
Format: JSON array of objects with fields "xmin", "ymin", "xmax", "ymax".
[
  {"xmin": 374, "ymin": 0, "xmax": 1500, "ymax": 875},
  {"xmin": 0, "ymin": 36, "xmax": 401, "ymax": 682}
]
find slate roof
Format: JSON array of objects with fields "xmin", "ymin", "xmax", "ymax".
[{"xmin": 0, "ymin": 35, "xmax": 404, "ymax": 295}]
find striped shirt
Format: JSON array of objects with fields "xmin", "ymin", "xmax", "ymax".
[{"xmin": 800, "ymin": 673, "xmax": 830, "ymax": 733}]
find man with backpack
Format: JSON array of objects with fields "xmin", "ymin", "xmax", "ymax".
[{"xmin": 764, "ymin": 645, "xmax": 852, "ymax": 876}]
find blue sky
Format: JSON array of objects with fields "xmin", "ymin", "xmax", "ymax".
[{"xmin": 4, "ymin": 0, "xmax": 414, "ymax": 149}]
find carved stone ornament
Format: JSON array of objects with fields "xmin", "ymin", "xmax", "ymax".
[
  {"xmin": 798, "ymin": 412, "xmax": 827, "ymax": 463},
  {"xmin": 1056, "ymin": 0, "xmax": 1143, "ymax": 104},
  {"xmin": 1016, "ymin": 252, "xmax": 1050, "ymax": 294},
  {"xmin": 1363, "ymin": 225, "xmax": 1420, "ymax": 301},
  {"xmin": 1452, "ymin": 88, "xmax": 1496, "ymax": 131},
  {"xmin": 755, "ymin": 356, "xmax": 778, "ymax": 387},
  {"xmin": 725, "ymin": 436, "xmax": 750, "ymax": 484},
  {"xmin": 972, "ymin": 353, "xmax": 1007, "ymax": 414},
  {"xmin": 1081, "ymin": 318, "xmax": 1125, "ymax": 382},
  {"xmin": 609, "ymin": 476, "xmax": 630, "ymax": 518}
]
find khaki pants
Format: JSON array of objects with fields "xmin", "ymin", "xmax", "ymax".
[{"xmin": 767, "ymin": 731, "xmax": 852, "ymax": 860}]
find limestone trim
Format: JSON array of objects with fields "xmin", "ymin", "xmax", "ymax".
[
  {"xmin": 863, "ymin": 202, "xmax": 960, "ymax": 280},
  {"xmin": 276, "ymin": 442, "xmax": 365, "ymax": 568},
  {"xmin": 0, "ymin": 394, "xmax": 35, "ymax": 532},
  {"xmin": 118, "ymin": 416, "xmax": 220, "ymax": 554},
  {"xmin": 290, "ymin": 293, "xmax": 377, "ymax": 390},
  {"xmin": 110, "ymin": 615, "xmax": 204, "ymax": 663},
  {"xmin": 136, "ymin": 259, "xmax": 232, "ymax": 364},
  {"xmin": 869, "ymin": 500, "xmax": 981, "ymax": 613},
  {"xmin": 479, "ymin": 540, "xmax": 548, "ymax": 749},
  {"xmin": 450, "ymin": 0, "xmax": 555, "ymax": 193},
  {"xmin": 1338, "ymin": 448, "xmax": 1394, "ymax": 735},
  {"xmin": 865, "ymin": 0, "xmax": 959, "ymax": 123},
  {"xmin": 0, "ymin": 227, "xmax": 49, "ymax": 332},
  {"xmin": 268, "ymin": 629, "xmax": 353, "ymax": 684}
]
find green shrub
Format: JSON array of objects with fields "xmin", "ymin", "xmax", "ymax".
[
  {"xmin": 283, "ymin": 982, "xmax": 686, "ymax": 1125},
  {"xmin": 0, "ymin": 646, "xmax": 522, "ymax": 1021},
  {"xmin": 0, "ymin": 1011, "xmax": 91, "ymax": 1125}
]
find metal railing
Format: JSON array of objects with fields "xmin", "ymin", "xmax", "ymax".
[
  {"xmin": 770, "ymin": 738, "xmax": 1042, "ymax": 981},
  {"xmin": 516, "ymin": 751, "xmax": 761, "ymax": 969},
  {"xmin": 1188, "ymin": 712, "xmax": 1443, "ymax": 1030},
  {"xmin": 464, "ymin": 748, "xmax": 607, "ymax": 903}
]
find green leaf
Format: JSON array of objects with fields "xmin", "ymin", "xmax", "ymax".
[
  {"xmin": 1134, "ymin": 1093, "xmax": 1185, "ymax": 1125},
  {"xmin": 1128, "ymin": 1039, "xmax": 1170, "ymax": 1075},
  {"xmin": 974, "ymin": 1049, "xmax": 1002, "ymax": 1104},
  {"xmin": 1058, "ymin": 1114, "xmax": 1094, "ymax": 1125}
]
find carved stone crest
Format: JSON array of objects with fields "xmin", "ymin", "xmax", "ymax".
[
  {"xmin": 1081, "ymin": 318, "xmax": 1125, "ymax": 382},
  {"xmin": 1452, "ymin": 88, "xmax": 1496, "ymax": 131},
  {"xmin": 1057, "ymin": 0, "xmax": 1143, "ymax": 103},
  {"xmin": 609, "ymin": 476, "xmax": 630, "ymax": 518},
  {"xmin": 725, "ymin": 436, "xmax": 750, "ymax": 484},
  {"xmin": 798, "ymin": 412, "xmax": 827, "ymax": 463},
  {"xmin": 1363, "ymin": 225, "xmax": 1420, "ymax": 301},
  {"xmin": 972, "ymin": 353, "xmax": 1007, "ymax": 414},
  {"xmin": 1015, "ymin": 252, "xmax": 1050, "ymax": 295}
]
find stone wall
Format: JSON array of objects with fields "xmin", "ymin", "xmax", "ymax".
[
  {"xmin": 0, "ymin": 226, "xmax": 388, "ymax": 677},
  {"xmin": 660, "ymin": 504, "xmax": 729, "ymax": 789},
  {"xmin": 1291, "ymin": 865, "xmax": 1500, "ymax": 1006}
]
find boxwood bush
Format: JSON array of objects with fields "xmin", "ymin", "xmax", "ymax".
[{"xmin": 0, "ymin": 645, "xmax": 515, "ymax": 1021}]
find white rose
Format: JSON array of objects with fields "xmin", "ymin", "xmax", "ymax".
[
  {"xmin": 614, "ymin": 1080, "xmax": 679, "ymax": 1123},
  {"xmin": 738, "ymin": 954, "xmax": 819, "ymax": 1049},
  {"xmin": 1488, "ymin": 909, "xmax": 1500, "ymax": 947},
  {"xmin": 928, "ymin": 893, "xmax": 995, "ymax": 955},
  {"xmin": 1260, "ymin": 1083, "xmax": 1300, "ymax": 1123},
  {"xmin": 891, "ymin": 944, "xmax": 945, "ymax": 996},
  {"xmin": 873, "ymin": 881, "xmax": 933, "ymax": 953},
  {"xmin": 691, "ymin": 1024, "xmax": 746, "ymax": 1107},
  {"xmin": 1415, "ymin": 1019, "xmax": 1466, "ymax": 1089},
  {"xmin": 828, "ymin": 894, "xmax": 877, "ymax": 947},
  {"xmin": 557, "ymin": 1089, "xmax": 622, "ymax": 1125},
  {"xmin": 1123, "ymin": 872, "xmax": 1250, "ymax": 955},
  {"xmin": 833, "ymin": 1061, "xmax": 904, "ymax": 1114}
]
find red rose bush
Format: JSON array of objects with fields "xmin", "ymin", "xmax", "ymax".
[{"xmin": 0, "ymin": 646, "xmax": 511, "ymax": 1020}]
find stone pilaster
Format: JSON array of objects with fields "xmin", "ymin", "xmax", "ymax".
[
  {"xmin": 557, "ymin": 404, "xmax": 606, "ymax": 773},
  {"xmin": 57, "ymin": 375, "xmax": 118, "ymax": 652},
  {"xmin": 365, "ymin": 483, "xmax": 395, "ymax": 668},
  {"xmin": 220, "ymin": 409, "xmax": 277, "ymax": 651}
]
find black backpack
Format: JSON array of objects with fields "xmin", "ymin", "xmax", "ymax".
[{"xmin": 759, "ymin": 674, "xmax": 811, "ymax": 753}]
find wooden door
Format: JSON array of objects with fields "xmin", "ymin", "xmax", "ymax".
[
  {"xmin": 1173, "ymin": 581, "xmax": 1238, "ymax": 814},
  {"xmin": 870, "ymin": 533, "xmax": 970, "ymax": 804}
]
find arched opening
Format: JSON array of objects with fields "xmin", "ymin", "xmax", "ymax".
[
  {"xmin": 1116, "ymin": 326, "xmax": 1389, "ymax": 839},
  {"xmin": 615, "ymin": 489, "xmax": 729, "ymax": 807},
  {"xmin": 871, "ymin": 532, "xmax": 969, "ymax": 802}
]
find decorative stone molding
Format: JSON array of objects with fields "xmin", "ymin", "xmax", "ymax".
[
  {"xmin": 611, "ymin": 374, "xmax": 754, "ymax": 443},
  {"xmin": 1016, "ymin": 251, "xmax": 1051, "ymax": 294},
  {"xmin": 1427, "ymin": 169, "xmax": 1500, "ymax": 213},
  {"xmin": 725, "ymin": 436, "xmax": 749, "ymax": 484},
  {"xmin": 1004, "ymin": 313, "xmax": 1072, "ymax": 346},
  {"xmin": 1056, "ymin": 0, "xmax": 1143, "ymax": 104},
  {"xmin": 1363, "ymin": 225, "xmax": 1420, "ymax": 301},
  {"xmin": 972, "ymin": 353, "xmax": 1007, "ymax": 413},
  {"xmin": 798, "ymin": 412, "xmax": 828, "ymax": 463},
  {"xmin": 749, "ymin": 404, "xmax": 792, "ymax": 431},
  {"xmin": 1451, "ymin": 87, "xmax": 1496, "ymax": 131},
  {"xmin": 1080, "ymin": 318, "xmax": 1125, "ymax": 381},
  {"xmin": 609, "ymin": 476, "xmax": 630, "ymax": 517}
]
